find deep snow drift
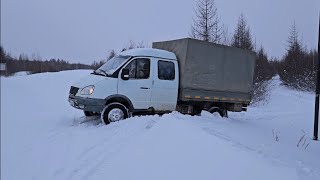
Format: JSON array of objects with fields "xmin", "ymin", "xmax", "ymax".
[{"xmin": 1, "ymin": 70, "xmax": 319, "ymax": 180}]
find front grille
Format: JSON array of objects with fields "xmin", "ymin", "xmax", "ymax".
[{"xmin": 69, "ymin": 86, "xmax": 79, "ymax": 96}]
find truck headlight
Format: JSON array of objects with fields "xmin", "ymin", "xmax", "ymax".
[{"xmin": 80, "ymin": 85, "xmax": 95, "ymax": 95}]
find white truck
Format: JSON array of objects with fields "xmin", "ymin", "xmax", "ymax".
[{"xmin": 68, "ymin": 38, "xmax": 255, "ymax": 124}]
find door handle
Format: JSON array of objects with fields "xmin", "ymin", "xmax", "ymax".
[{"xmin": 140, "ymin": 87, "xmax": 150, "ymax": 89}]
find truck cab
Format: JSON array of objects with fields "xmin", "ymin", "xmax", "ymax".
[{"xmin": 68, "ymin": 48, "xmax": 179, "ymax": 124}]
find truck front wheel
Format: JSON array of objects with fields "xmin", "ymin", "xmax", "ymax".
[{"xmin": 101, "ymin": 102, "xmax": 129, "ymax": 125}]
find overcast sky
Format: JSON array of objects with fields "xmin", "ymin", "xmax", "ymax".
[{"xmin": 1, "ymin": 0, "xmax": 319, "ymax": 64}]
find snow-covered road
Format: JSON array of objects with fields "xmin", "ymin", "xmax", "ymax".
[{"xmin": 1, "ymin": 70, "xmax": 319, "ymax": 180}]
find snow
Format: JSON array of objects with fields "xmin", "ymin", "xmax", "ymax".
[
  {"xmin": 1, "ymin": 71, "xmax": 319, "ymax": 180},
  {"xmin": 120, "ymin": 48, "xmax": 177, "ymax": 60},
  {"xmin": 13, "ymin": 71, "xmax": 31, "ymax": 76}
]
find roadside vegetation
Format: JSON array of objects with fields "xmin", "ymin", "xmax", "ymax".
[
  {"xmin": 189, "ymin": 0, "xmax": 317, "ymax": 103},
  {"xmin": 0, "ymin": 46, "xmax": 92, "ymax": 75}
]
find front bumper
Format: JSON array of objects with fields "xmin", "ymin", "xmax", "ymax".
[{"xmin": 68, "ymin": 95, "xmax": 105, "ymax": 113}]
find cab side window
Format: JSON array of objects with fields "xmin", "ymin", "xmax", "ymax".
[
  {"xmin": 126, "ymin": 60, "xmax": 136, "ymax": 78},
  {"xmin": 158, "ymin": 60, "xmax": 175, "ymax": 80},
  {"xmin": 124, "ymin": 58, "xmax": 150, "ymax": 79}
]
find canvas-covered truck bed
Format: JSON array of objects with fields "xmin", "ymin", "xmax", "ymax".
[{"xmin": 152, "ymin": 38, "xmax": 255, "ymax": 105}]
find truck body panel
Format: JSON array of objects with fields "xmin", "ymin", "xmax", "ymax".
[{"xmin": 152, "ymin": 38, "xmax": 255, "ymax": 104}]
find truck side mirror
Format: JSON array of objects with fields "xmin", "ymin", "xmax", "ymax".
[{"xmin": 121, "ymin": 69, "xmax": 129, "ymax": 80}]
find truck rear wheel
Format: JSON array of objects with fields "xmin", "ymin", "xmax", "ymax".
[
  {"xmin": 209, "ymin": 107, "xmax": 228, "ymax": 118},
  {"xmin": 221, "ymin": 109, "xmax": 228, "ymax": 118},
  {"xmin": 101, "ymin": 102, "xmax": 129, "ymax": 125}
]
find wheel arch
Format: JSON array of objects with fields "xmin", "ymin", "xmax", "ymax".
[{"xmin": 104, "ymin": 94, "xmax": 134, "ymax": 111}]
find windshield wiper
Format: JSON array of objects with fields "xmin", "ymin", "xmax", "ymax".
[
  {"xmin": 98, "ymin": 69, "xmax": 108, "ymax": 76},
  {"xmin": 92, "ymin": 69, "xmax": 107, "ymax": 76}
]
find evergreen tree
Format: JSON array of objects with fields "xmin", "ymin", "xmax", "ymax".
[
  {"xmin": 231, "ymin": 14, "xmax": 253, "ymax": 51},
  {"xmin": 277, "ymin": 22, "xmax": 317, "ymax": 91},
  {"xmin": 254, "ymin": 46, "xmax": 275, "ymax": 82}
]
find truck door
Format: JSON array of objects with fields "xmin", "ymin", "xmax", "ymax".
[
  {"xmin": 150, "ymin": 59, "xmax": 179, "ymax": 111},
  {"xmin": 118, "ymin": 58, "xmax": 152, "ymax": 109}
]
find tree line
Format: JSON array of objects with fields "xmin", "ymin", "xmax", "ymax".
[
  {"xmin": 0, "ymin": 40, "xmax": 147, "ymax": 76},
  {"xmin": 0, "ymin": 46, "xmax": 92, "ymax": 76}
]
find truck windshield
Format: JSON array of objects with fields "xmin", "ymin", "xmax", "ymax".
[{"xmin": 97, "ymin": 55, "xmax": 130, "ymax": 76}]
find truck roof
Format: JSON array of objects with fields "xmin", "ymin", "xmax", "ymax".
[{"xmin": 119, "ymin": 48, "xmax": 177, "ymax": 60}]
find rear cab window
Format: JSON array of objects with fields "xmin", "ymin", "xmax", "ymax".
[{"xmin": 158, "ymin": 60, "xmax": 175, "ymax": 80}]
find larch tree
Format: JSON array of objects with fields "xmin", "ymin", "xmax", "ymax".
[
  {"xmin": 190, "ymin": 0, "xmax": 221, "ymax": 43},
  {"xmin": 231, "ymin": 14, "xmax": 254, "ymax": 51},
  {"xmin": 277, "ymin": 22, "xmax": 316, "ymax": 90},
  {"xmin": 221, "ymin": 26, "xmax": 231, "ymax": 46}
]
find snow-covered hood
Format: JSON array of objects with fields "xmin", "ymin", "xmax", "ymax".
[{"xmin": 72, "ymin": 73, "xmax": 106, "ymax": 88}]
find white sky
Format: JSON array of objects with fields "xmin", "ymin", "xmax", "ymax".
[{"xmin": 1, "ymin": 0, "xmax": 319, "ymax": 64}]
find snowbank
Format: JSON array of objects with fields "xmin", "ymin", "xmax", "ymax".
[{"xmin": 13, "ymin": 71, "xmax": 31, "ymax": 76}]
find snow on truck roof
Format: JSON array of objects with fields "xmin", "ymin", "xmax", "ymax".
[{"xmin": 119, "ymin": 48, "xmax": 177, "ymax": 60}]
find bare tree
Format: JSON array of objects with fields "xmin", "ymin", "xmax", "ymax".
[
  {"xmin": 121, "ymin": 40, "xmax": 147, "ymax": 52},
  {"xmin": 190, "ymin": 0, "xmax": 221, "ymax": 43},
  {"xmin": 221, "ymin": 26, "xmax": 231, "ymax": 45},
  {"xmin": 107, "ymin": 49, "xmax": 116, "ymax": 60},
  {"xmin": 136, "ymin": 41, "xmax": 148, "ymax": 48},
  {"xmin": 231, "ymin": 14, "xmax": 253, "ymax": 51}
]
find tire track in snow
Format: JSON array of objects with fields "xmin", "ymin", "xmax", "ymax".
[
  {"xmin": 60, "ymin": 117, "xmax": 160, "ymax": 180},
  {"xmin": 21, "ymin": 116, "xmax": 100, "ymax": 155}
]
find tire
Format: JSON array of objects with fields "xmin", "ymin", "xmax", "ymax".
[
  {"xmin": 208, "ymin": 107, "xmax": 228, "ymax": 118},
  {"xmin": 192, "ymin": 107, "xmax": 202, "ymax": 116},
  {"xmin": 84, "ymin": 111, "xmax": 95, "ymax": 117},
  {"xmin": 101, "ymin": 102, "xmax": 129, "ymax": 125},
  {"xmin": 220, "ymin": 109, "xmax": 228, "ymax": 118}
]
